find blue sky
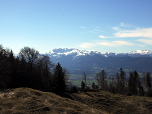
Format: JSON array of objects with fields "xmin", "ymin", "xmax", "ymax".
[{"xmin": 0, "ymin": 0, "xmax": 152, "ymax": 54}]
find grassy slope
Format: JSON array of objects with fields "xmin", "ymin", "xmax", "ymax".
[
  {"xmin": 0, "ymin": 88, "xmax": 152, "ymax": 114},
  {"xmin": 70, "ymin": 90, "xmax": 152, "ymax": 114},
  {"xmin": 0, "ymin": 88, "xmax": 105, "ymax": 114}
]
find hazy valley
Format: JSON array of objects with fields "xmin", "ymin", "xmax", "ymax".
[{"xmin": 44, "ymin": 48, "xmax": 152, "ymax": 84}]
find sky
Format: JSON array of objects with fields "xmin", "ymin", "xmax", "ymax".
[{"xmin": 0, "ymin": 0, "xmax": 152, "ymax": 54}]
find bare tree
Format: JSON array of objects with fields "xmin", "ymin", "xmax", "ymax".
[
  {"xmin": 37, "ymin": 55, "xmax": 55, "ymax": 72},
  {"xmin": 95, "ymin": 70, "xmax": 107, "ymax": 90},
  {"xmin": 95, "ymin": 72, "xmax": 100, "ymax": 88},
  {"xmin": 100, "ymin": 70, "xmax": 107, "ymax": 90},
  {"xmin": 82, "ymin": 72, "xmax": 87, "ymax": 88},
  {"xmin": 19, "ymin": 47, "xmax": 39, "ymax": 68},
  {"xmin": 142, "ymin": 73, "xmax": 146, "ymax": 89},
  {"xmin": 0, "ymin": 45, "xmax": 5, "ymax": 56},
  {"xmin": 0, "ymin": 45, "xmax": 11, "ymax": 56},
  {"xmin": 19, "ymin": 47, "xmax": 39, "ymax": 88}
]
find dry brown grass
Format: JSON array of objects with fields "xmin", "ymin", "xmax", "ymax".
[
  {"xmin": 0, "ymin": 88, "xmax": 106, "ymax": 114},
  {"xmin": 70, "ymin": 90, "xmax": 152, "ymax": 114},
  {"xmin": 1, "ymin": 88, "xmax": 152, "ymax": 114}
]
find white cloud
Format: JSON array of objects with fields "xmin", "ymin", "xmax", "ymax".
[
  {"xmin": 99, "ymin": 35, "xmax": 108, "ymax": 38},
  {"xmin": 113, "ymin": 41, "xmax": 133, "ymax": 45},
  {"xmin": 80, "ymin": 24, "xmax": 152, "ymax": 48},
  {"xmin": 97, "ymin": 41, "xmax": 133, "ymax": 46},
  {"xmin": 78, "ymin": 40, "xmax": 134, "ymax": 48},
  {"xmin": 99, "ymin": 35, "xmax": 112, "ymax": 38},
  {"xmin": 114, "ymin": 28, "xmax": 152, "ymax": 38},
  {"xmin": 137, "ymin": 39, "xmax": 152, "ymax": 45},
  {"xmin": 78, "ymin": 43, "xmax": 97, "ymax": 48},
  {"xmin": 99, "ymin": 28, "xmax": 152, "ymax": 38}
]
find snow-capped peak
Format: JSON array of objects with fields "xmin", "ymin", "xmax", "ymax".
[
  {"xmin": 128, "ymin": 50, "xmax": 152, "ymax": 55},
  {"xmin": 46, "ymin": 48, "xmax": 102, "ymax": 59}
]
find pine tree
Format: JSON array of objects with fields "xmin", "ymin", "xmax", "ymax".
[
  {"xmin": 116, "ymin": 72, "xmax": 121, "ymax": 93},
  {"xmin": 0, "ymin": 47, "xmax": 12, "ymax": 88},
  {"xmin": 128, "ymin": 71, "xmax": 140, "ymax": 95},
  {"xmin": 120, "ymin": 68, "xmax": 126, "ymax": 93},
  {"xmin": 41, "ymin": 64, "xmax": 51, "ymax": 89},
  {"xmin": 128, "ymin": 72, "xmax": 134, "ymax": 95},
  {"xmin": 146, "ymin": 72, "xmax": 151, "ymax": 89},
  {"xmin": 19, "ymin": 56, "xmax": 28, "ymax": 87},
  {"xmin": 0, "ymin": 57, "xmax": 11, "ymax": 89},
  {"xmin": 133, "ymin": 71, "xmax": 139, "ymax": 95},
  {"xmin": 8, "ymin": 50, "xmax": 20, "ymax": 88},
  {"xmin": 53, "ymin": 62, "xmax": 66, "ymax": 92}
]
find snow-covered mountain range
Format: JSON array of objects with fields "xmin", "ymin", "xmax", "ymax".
[
  {"xmin": 45, "ymin": 48, "xmax": 152, "ymax": 59},
  {"xmin": 44, "ymin": 48, "xmax": 152, "ymax": 75},
  {"xmin": 13, "ymin": 48, "xmax": 152, "ymax": 76},
  {"xmin": 13, "ymin": 48, "xmax": 152, "ymax": 75},
  {"xmin": 45, "ymin": 48, "xmax": 101, "ymax": 59}
]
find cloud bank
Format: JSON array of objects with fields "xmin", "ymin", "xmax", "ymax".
[
  {"xmin": 78, "ymin": 41, "xmax": 133, "ymax": 48},
  {"xmin": 99, "ymin": 28, "xmax": 152, "ymax": 38},
  {"xmin": 78, "ymin": 23, "xmax": 152, "ymax": 49},
  {"xmin": 97, "ymin": 41, "xmax": 133, "ymax": 46}
]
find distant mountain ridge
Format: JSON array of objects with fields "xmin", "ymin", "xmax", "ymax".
[
  {"xmin": 14, "ymin": 48, "xmax": 152, "ymax": 76},
  {"xmin": 45, "ymin": 48, "xmax": 101, "ymax": 59},
  {"xmin": 44, "ymin": 48, "xmax": 152, "ymax": 76},
  {"xmin": 45, "ymin": 48, "xmax": 152, "ymax": 59}
]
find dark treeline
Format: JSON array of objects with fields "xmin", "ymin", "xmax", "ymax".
[
  {"xmin": 71, "ymin": 68, "xmax": 152, "ymax": 97},
  {"xmin": 1, "ymin": 45, "xmax": 152, "ymax": 97},
  {"xmin": 92, "ymin": 68, "xmax": 152, "ymax": 96},
  {"xmin": 0, "ymin": 45, "xmax": 67, "ymax": 92}
]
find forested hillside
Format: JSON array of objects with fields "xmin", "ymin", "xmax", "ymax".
[{"xmin": 0, "ymin": 45, "xmax": 67, "ymax": 92}]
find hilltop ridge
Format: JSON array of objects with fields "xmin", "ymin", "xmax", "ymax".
[{"xmin": 0, "ymin": 87, "xmax": 152, "ymax": 114}]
